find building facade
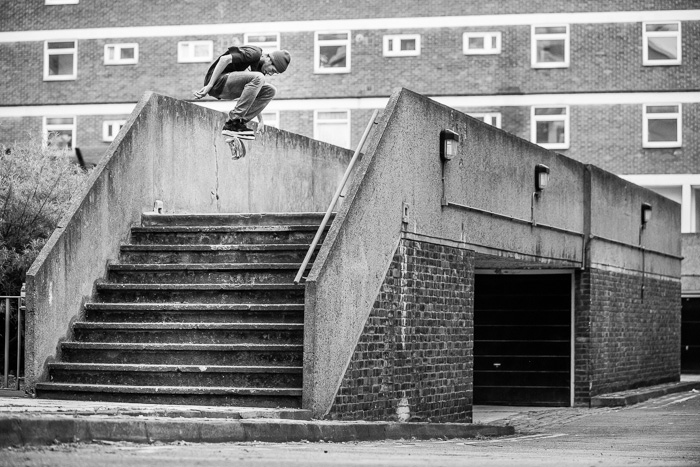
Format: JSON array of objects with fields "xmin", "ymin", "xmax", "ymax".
[{"xmin": 1, "ymin": 1, "xmax": 698, "ymax": 371}]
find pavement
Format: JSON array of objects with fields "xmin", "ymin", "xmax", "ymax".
[{"xmin": 1, "ymin": 376, "xmax": 698, "ymax": 448}]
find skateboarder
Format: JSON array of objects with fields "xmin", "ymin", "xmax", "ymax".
[{"xmin": 193, "ymin": 45, "xmax": 291, "ymax": 140}]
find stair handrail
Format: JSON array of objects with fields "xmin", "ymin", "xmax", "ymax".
[{"xmin": 294, "ymin": 109, "xmax": 380, "ymax": 284}]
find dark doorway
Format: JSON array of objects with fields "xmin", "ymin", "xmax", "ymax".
[
  {"xmin": 474, "ymin": 272, "xmax": 572, "ymax": 406},
  {"xmin": 681, "ymin": 297, "xmax": 700, "ymax": 374}
]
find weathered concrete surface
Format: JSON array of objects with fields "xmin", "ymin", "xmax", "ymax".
[
  {"xmin": 303, "ymin": 88, "xmax": 681, "ymax": 418},
  {"xmin": 25, "ymin": 92, "xmax": 352, "ymax": 391},
  {"xmin": 681, "ymin": 233, "xmax": 700, "ymax": 293}
]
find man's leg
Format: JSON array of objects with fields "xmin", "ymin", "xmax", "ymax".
[
  {"xmin": 218, "ymin": 72, "xmax": 264, "ymax": 137},
  {"xmin": 239, "ymin": 82, "xmax": 276, "ymax": 122}
]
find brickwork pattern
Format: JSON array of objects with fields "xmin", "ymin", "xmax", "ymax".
[
  {"xmin": 328, "ymin": 239, "xmax": 474, "ymax": 422},
  {"xmin": 3, "ymin": 1, "xmax": 695, "ymax": 32},
  {"xmin": 574, "ymin": 268, "xmax": 681, "ymax": 404}
]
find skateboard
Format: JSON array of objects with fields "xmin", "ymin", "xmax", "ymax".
[{"xmin": 225, "ymin": 135, "xmax": 247, "ymax": 160}]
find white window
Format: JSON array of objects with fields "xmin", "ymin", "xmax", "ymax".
[
  {"xmin": 315, "ymin": 31, "xmax": 350, "ymax": 73},
  {"xmin": 260, "ymin": 111, "xmax": 279, "ymax": 129},
  {"xmin": 468, "ymin": 113, "xmax": 502, "ymax": 128},
  {"xmin": 463, "ymin": 32, "xmax": 501, "ymax": 55},
  {"xmin": 177, "ymin": 41, "xmax": 213, "ymax": 63},
  {"xmin": 531, "ymin": 106, "xmax": 569, "ymax": 150},
  {"xmin": 45, "ymin": 0, "xmax": 79, "ymax": 4},
  {"xmin": 643, "ymin": 22, "xmax": 681, "ymax": 66},
  {"xmin": 244, "ymin": 33, "xmax": 280, "ymax": 54},
  {"xmin": 44, "ymin": 40, "xmax": 77, "ymax": 80},
  {"xmin": 643, "ymin": 104, "xmax": 681, "ymax": 148},
  {"xmin": 43, "ymin": 117, "xmax": 76, "ymax": 149},
  {"xmin": 103, "ymin": 120, "xmax": 126, "ymax": 142},
  {"xmin": 383, "ymin": 34, "xmax": 421, "ymax": 57},
  {"xmin": 314, "ymin": 110, "xmax": 351, "ymax": 148},
  {"xmin": 104, "ymin": 43, "xmax": 138, "ymax": 65},
  {"xmin": 531, "ymin": 25, "xmax": 569, "ymax": 68}
]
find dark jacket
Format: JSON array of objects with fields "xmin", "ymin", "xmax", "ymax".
[{"xmin": 204, "ymin": 45, "xmax": 263, "ymax": 98}]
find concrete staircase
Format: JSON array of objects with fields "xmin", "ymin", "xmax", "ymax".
[{"xmin": 35, "ymin": 212, "xmax": 328, "ymax": 408}]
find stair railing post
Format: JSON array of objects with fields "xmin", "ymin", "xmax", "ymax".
[{"xmin": 294, "ymin": 109, "xmax": 379, "ymax": 284}]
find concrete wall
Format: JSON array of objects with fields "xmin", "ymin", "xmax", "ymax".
[{"xmin": 24, "ymin": 92, "xmax": 352, "ymax": 389}]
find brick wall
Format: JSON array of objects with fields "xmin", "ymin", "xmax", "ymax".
[
  {"xmin": 574, "ymin": 268, "xmax": 681, "ymax": 404},
  {"xmin": 3, "ymin": 1, "xmax": 695, "ymax": 32},
  {"xmin": 328, "ymin": 238, "xmax": 474, "ymax": 422}
]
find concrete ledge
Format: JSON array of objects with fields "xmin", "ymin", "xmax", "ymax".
[
  {"xmin": 0, "ymin": 416, "xmax": 514, "ymax": 447},
  {"xmin": 590, "ymin": 381, "xmax": 700, "ymax": 407}
]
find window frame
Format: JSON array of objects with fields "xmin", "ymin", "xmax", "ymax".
[
  {"xmin": 244, "ymin": 32, "xmax": 280, "ymax": 54},
  {"xmin": 643, "ymin": 21, "xmax": 682, "ymax": 66},
  {"xmin": 383, "ymin": 34, "xmax": 421, "ymax": 57},
  {"xmin": 643, "ymin": 103, "xmax": 682, "ymax": 148},
  {"xmin": 313, "ymin": 109, "xmax": 351, "ymax": 148},
  {"xmin": 102, "ymin": 120, "xmax": 126, "ymax": 142},
  {"xmin": 462, "ymin": 32, "xmax": 502, "ymax": 55},
  {"xmin": 531, "ymin": 24, "xmax": 570, "ymax": 69},
  {"xmin": 314, "ymin": 31, "xmax": 351, "ymax": 74},
  {"xmin": 104, "ymin": 43, "xmax": 139, "ymax": 65},
  {"xmin": 531, "ymin": 105, "xmax": 570, "ymax": 150},
  {"xmin": 468, "ymin": 112, "xmax": 502, "ymax": 129},
  {"xmin": 43, "ymin": 116, "xmax": 77, "ymax": 148},
  {"xmin": 44, "ymin": 40, "xmax": 78, "ymax": 81},
  {"xmin": 260, "ymin": 110, "xmax": 279, "ymax": 129},
  {"xmin": 45, "ymin": 0, "xmax": 79, "ymax": 4},
  {"xmin": 177, "ymin": 40, "xmax": 214, "ymax": 63}
]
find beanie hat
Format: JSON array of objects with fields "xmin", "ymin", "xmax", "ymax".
[{"xmin": 269, "ymin": 50, "xmax": 291, "ymax": 73}]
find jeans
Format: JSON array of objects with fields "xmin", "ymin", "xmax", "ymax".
[{"xmin": 216, "ymin": 71, "xmax": 276, "ymax": 122}]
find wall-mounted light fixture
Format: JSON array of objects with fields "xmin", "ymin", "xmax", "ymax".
[
  {"xmin": 535, "ymin": 164, "xmax": 550, "ymax": 193},
  {"xmin": 641, "ymin": 202, "xmax": 652, "ymax": 228},
  {"xmin": 440, "ymin": 129, "xmax": 460, "ymax": 161}
]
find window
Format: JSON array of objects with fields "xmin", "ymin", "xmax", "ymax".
[
  {"xmin": 44, "ymin": 40, "xmax": 77, "ymax": 80},
  {"xmin": 261, "ymin": 111, "xmax": 279, "ymax": 129},
  {"xmin": 103, "ymin": 120, "xmax": 126, "ymax": 142},
  {"xmin": 104, "ymin": 43, "xmax": 138, "ymax": 65},
  {"xmin": 383, "ymin": 34, "xmax": 421, "ymax": 57},
  {"xmin": 315, "ymin": 31, "xmax": 350, "ymax": 73},
  {"xmin": 468, "ymin": 113, "xmax": 502, "ymax": 128},
  {"xmin": 43, "ymin": 117, "xmax": 76, "ymax": 149},
  {"xmin": 643, "ymin": 22, "xmax": 681, "ymax": 66},
  {"xmin": 531, "ymin": 25, "xmax": 569, "ymax": 68},
  {"xmin": 463, "ymin": 32, "xmax": 501, "ymax": 55},
  {"xmin": 244, "ymin": 33, "xmax": 280, "ymax": 54},
  {"xmin": 45, "ymin": 0, "xmax": 79, "ymax": 4},
  {"xmin": 177, "ymin": 41, "xmax": 213, "ymax": 63},
  {"xmin": 314, "ymin": 110, "xmax": 350, "ymax": 148},
  {"xmin": 531, "ymin": 106, "xmax": 569, "ymax": 150},
  {"xmin": 643, "ymin": 104, "xmax": 681, "ymax": 148}
]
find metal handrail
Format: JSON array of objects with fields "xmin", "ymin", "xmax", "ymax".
[
  {"xmin": 2, "ymin": 283, "xmax": 25, "ymax": 390},
  {"xmin": 294, "ymin": 109, "xmax": 380, "ymax": 284}
]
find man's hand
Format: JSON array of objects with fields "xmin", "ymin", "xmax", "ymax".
[{"xmin": 193, "ymin": 86, "xmax": 210, "ymax": 99}]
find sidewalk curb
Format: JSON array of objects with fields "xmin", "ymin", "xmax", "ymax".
[
  {"xmin": 0, "ymin": 416, "xmax": 514, "ymax": 448},
  {"xmin": 590, "ymin": 381, "xmax": 700, "ymax": 408}
]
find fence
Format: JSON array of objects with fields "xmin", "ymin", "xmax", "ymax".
[{"xmin": 1, "ymin": 283, "xmax": 25, "ymax": 390}]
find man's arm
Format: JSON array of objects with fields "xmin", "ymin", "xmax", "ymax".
[{"xmin": 193, "ymin": 54, "xmax": 232, "ymax": 99}]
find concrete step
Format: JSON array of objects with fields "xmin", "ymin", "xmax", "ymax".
[
  {"xmin": 73, "ymin": 322, "xmax": 304, "ymax": 344},
  {"xmin": 95, "ymin": 283, "xmax": 305, "ymax": 304},
  {"xmin": 119, "ymin": 244, "xmax": 317, "ymax": 264},
  {"xmin": 60, "ymin": 342, "xmax": 303, "ymax": 366},
  {"xmin": 107, "ymin": 263, "xmax": 309, "ymax": 284},
  {"xmin": 141, "ymin": 212, "xmax": 332, "ymax": 227},
  {"xmin": 130, "ymin": 225, "xmax": 325, "ymax": 245},
  {"xmin": 83, "ymin": 303, "xmax": 304, "ymax": 323},
  {"xmin": 47, "ymin": 363, "xmax": 303, "ymax": 388},
  {"xmin": 34, "ymin": 383, "xmax": 302, "ymax": 408}
]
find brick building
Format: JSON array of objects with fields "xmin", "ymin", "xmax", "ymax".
[{"xmin": 2, "ymin": 1, "xmax": 698, "ymax": 382}]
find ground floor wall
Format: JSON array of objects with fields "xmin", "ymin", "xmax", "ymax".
[
  {"xmin": 327, "ymin": 238, "xmax": 475, "ymax": 422},
  {"xmin": 575, "ymin": 268, "xmax": 681, "ymax": 404}
]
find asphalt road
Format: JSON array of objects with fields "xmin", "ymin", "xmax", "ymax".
[{"xmin": 2, "ymin": 390, "xmax": 699, "ymax": 467}]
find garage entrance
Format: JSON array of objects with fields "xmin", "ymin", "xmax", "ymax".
[
  {"xmin": 474, "ymin": 271, "xmax": 573, "ymax": 406},
  {"xmin": 681, "ymin": 297, "xmax": 700, "ymax": 374}
]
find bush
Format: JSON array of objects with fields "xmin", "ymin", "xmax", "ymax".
[{"xmin": 0, "ymin": 137, "xmax": 91, "ymax": 295}]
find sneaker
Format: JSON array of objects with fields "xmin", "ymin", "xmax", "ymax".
[{"xmin": 222, "ymin": 119, "xmax": 254, "ymax": 137}]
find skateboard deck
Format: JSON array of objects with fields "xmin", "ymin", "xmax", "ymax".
[{"xmin": 225, "ymin": 135, "xmax": 247, "ymax": 160}]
